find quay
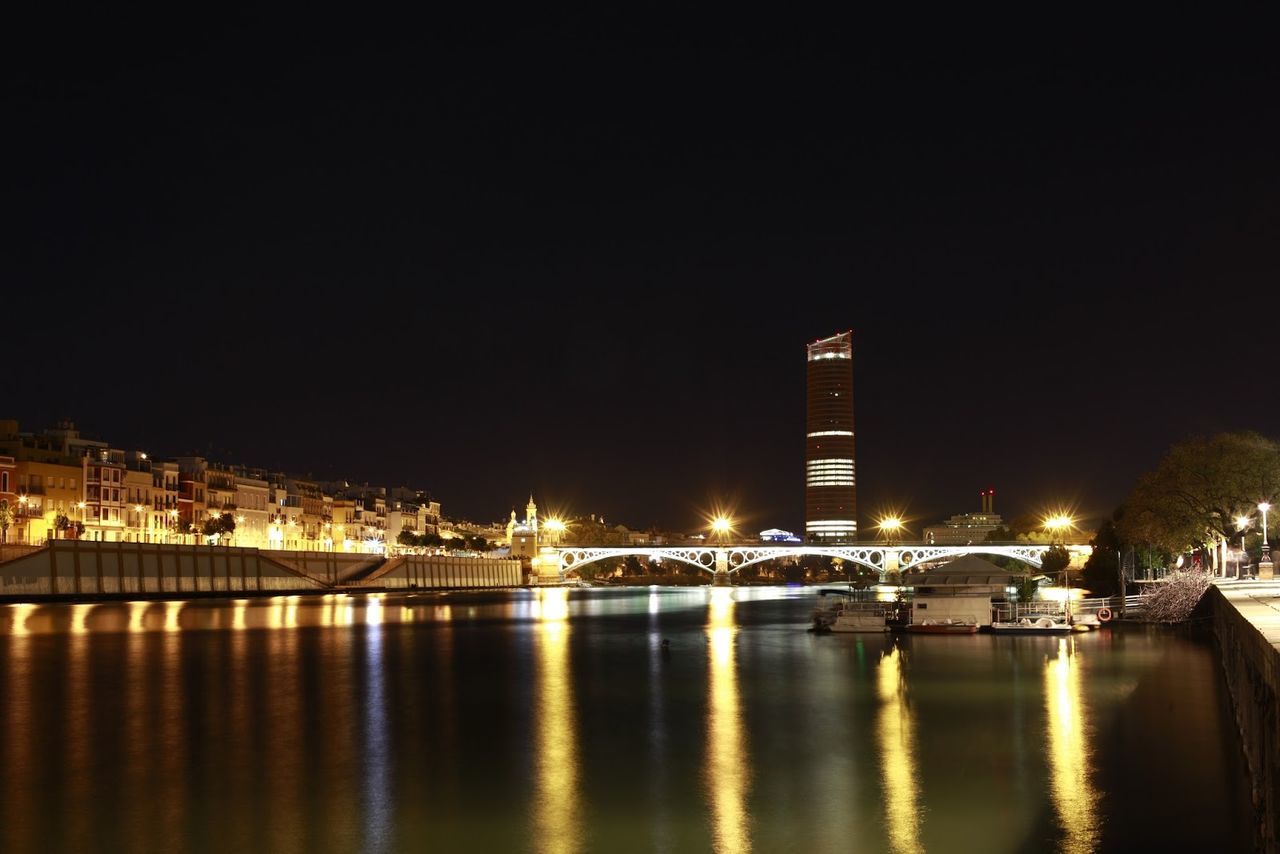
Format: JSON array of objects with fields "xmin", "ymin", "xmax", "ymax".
[
  {"xmin": 0, "ymin": 540, "xmax": 523, "ymax": 600},
  {"xmin": 1204, "ymin": 580, "xmax": 1280, "ymax": 852}
]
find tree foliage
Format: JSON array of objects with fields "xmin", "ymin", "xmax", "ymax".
[
  {"xmin": 1081, "ymin": 516, "xmax": 1122, "ymax": 596},
  {"xmin": 1118, "ymin": 432, "xmax": 1280, "ymax": 554},
  {"xmin": 1039, "ymin": 544, "xmax": 1071, "ymax": 578}
]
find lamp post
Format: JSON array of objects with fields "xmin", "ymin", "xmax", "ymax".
[
  {"xmin": 17, "ymin": 495, "xmax": 29, "ymax": 544},
  {"xmin": 134, "ymin": 504, "xmax": 147, "ymax": 543},
  {"xmin": 543, "ymin": 518, "xmax": 566, "ymax": 548},
  {"xmin": 1235, "ymin": 515, "xmax": 1251, "ymax": 579},
  {"xmin": 878, "ymin": 516, "xmax": 903, "ymax": 547},
  {"xmin": 1043, "ymin": 514, "xmax": 1075, "ymax": 616},
  {"xmin": 1260, "ymin": 502, "xmax": 1273, "ymax": 580}
]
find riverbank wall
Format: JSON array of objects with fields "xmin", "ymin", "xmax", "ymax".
[
  {"xmin": 0, "ymin": 541, "xmax": 523, "ymax": 599},
  {"xmin": 1203, "ymin": 584, "xmax": 1280, "ymax": 852}
]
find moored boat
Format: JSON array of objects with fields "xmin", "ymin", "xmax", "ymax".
[
  {"xmin": 830, "ymin": 609, "xmax": 889, "ymax": 633},
  {"xmin": 905, "ymin": 618, "xmax": 978, "ymax": 635},
  {"xmin": 990, "ymin": 616, "xmax": 1073, "ymax": 634}
]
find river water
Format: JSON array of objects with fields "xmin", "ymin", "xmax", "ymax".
[{"xmin": 0, "ymin": 587, "xmax": 1255, "ymax": 853}]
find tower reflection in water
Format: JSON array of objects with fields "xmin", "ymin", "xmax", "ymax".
[
  {"xmin": 706, "ymin": 587, "xmax": 750, "ymax": 853},
  {"xmin": 877, "ymin": 643, "xmax": 921, "ymax": 854},
  {"xmin": 1045, "ymin": 637, "xmax": 1099, "ymax": 853},
  {"xmin": 532, "ymin": 588, "xmax": 581, "ymax": 854}
]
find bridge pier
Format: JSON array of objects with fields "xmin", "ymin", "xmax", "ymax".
[{"xmin": 713, "ymin": 549, "xmax": 731, "ymax": 586}]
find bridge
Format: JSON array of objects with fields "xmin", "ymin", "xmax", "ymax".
[{"xmin": 544, "ymin": 542, "xmax": 1093, "ymax": 584}]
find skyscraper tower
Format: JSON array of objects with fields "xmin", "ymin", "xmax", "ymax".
[{"xmin": 805, "ymin": 331, "xmax": 856, "ymax": 542}]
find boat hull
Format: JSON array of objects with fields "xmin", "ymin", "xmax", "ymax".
[
  {"xmin": 905, "ymin": 624, "xmax": 978, "ymax": 634},
  {"xmin": 990, "ymin": 618, "xmax": 1072, "ymax": 635}
]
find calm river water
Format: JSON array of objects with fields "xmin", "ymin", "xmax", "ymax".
[{"xmin": 0, "ymin": 587, "xmax": 1255, "ymax": 853}]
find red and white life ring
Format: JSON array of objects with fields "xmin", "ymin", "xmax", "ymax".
[{"xmin": 1097, "ymin": 607, "xmax": 1113, "ymax": 623}]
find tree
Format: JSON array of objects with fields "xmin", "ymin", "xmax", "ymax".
[
  {"xmin": 1118, "ymin": 431, "xmax": 1280, "ymax": 556},
  {"xmin": 202, "ymin": 515, "xmax": 236, "ymax": 543},
  {"xmin": 470, "ymin": 536, "xmax": 488, "ymax": 552},
  {"xmin": 1039, "ymin": 544, "xmax": 1071, "ymax": 579},
  {"xmin": 1080, "ymin": 517, "xmax": 1122, "ymax": 597},
  {"xmin": 0, "ymin": 500, "xmax": 16, "ymax": 544},
  {"xmin": 397, "ymin": 529, "xmax": 418, "ymax": 547}
]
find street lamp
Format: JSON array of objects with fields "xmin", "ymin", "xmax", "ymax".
[
  {"xmin": 1235, "ymin": 515, "xmax": 1251, "ymax": 579},
  {"xmin": 134, "ymin": 504, "xmax": 147, "ymax": 542},
  {"xmin": 878, "ymin": 516, "xmax": 903, "ymax": 546},
  {"xmin": 543, "ymin": 518, "xmax": 566, "ymax": 546},
  {"xmin": 711, "ymin": 516, "xmax": 732, "ymax": 542},
  {"xmin": 1260, "ymin": 502, "xmax": 1273, "ymax": 579}
]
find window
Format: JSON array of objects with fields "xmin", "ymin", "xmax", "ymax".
[
  {"xmin": 47, "ymin": 476, "xmax": 54, "ymax": 487},
  {"xmin": 70, "ymin": 478, "xmax": 76, "ymax": 490},
  {"xmin": 0, "ymin": 472, "xmax": 6, "ymax": 492}
]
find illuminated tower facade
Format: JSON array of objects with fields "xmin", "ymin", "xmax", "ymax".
[{"xmin": 805, "ymin": 331, "xmax": 856, "ymax": 542}]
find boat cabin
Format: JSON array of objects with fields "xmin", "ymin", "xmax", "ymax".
[{"xmin": 906, "ymin": 555, "xmax": 1028, "ymax": 627}]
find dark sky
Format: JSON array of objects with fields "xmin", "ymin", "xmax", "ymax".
[{"xmin": 8, "ymin": 13, "xmax": 1280, "ymax": 535}]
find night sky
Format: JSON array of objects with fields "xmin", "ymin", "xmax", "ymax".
[{"xmin": 8, "ymin": 15, "xmax": 1280, "ymax": 535}]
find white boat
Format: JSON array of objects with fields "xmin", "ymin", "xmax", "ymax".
[
  {"xmin": 830, "ymin": 609, "xmax": 889, "ymax": 633},
  {"xmin": 990, "ymin": 616, "xmax": 1073, "ymax": 634},
  {"xmin": 812, "ymin": 590, "xmax": 888, "ymax": 632},
  {"xmin": 1070, "ymin": 612, "xmax": 1100, "ymax": 630}
]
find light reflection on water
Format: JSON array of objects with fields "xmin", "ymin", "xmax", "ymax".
[
  {"xmin": 0, "ymin": 588, "xmax": 1254, "ymax": 853},
  {"xmin": 706, "ymin": 587, "xmax": 750, "ymax": 853},
  {"xmin": 1045, "ymin": 637, "xmax": 1100, "ymax": 852},
  {"xmin": 877, "ymin": 643, "xmax": 921, "ymax": 853},
  {"xmin": 533, "ymin": 588, "xmax": 581, "ymax": 854}
]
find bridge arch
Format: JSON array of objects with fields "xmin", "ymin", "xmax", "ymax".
[{"xmin": 549, "ymin": 543, "xmax": 1086, "ymax": 579}]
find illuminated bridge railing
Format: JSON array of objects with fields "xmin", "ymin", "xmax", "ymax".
[{"xmin": 549, "ymin": 542, "xmax": 1091, "ymax": 576}]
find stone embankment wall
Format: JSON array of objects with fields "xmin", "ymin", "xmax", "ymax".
[
  {"xmin": 1204, "ymin": 586, "xmax": 1280, "ymax": 852},
  {"xmin": 0, "ymin": 540, "xmax": 325, "ymax": 595},
  {"xmin": 351, "ymin": 554, "xmax": 524, "ymax": 589},
  {"xmin": 0, "ymin": 541, "xmax": 525, "ymax": 598}
]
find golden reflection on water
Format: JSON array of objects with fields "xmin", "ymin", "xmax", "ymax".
[
  {"xmin": 533, "ymin": 588, "xmax": 581, "ymax": 854},
  {"xmin": 8, "ymin": 602, "xmax": 35, "ymax": 636},
  {"xmin": 4, "ymin": 606, "xmax": 33, "ymax": 852},
  {"xmin": 1045, "ymin": 637, "xmax": 1099, "ymax": 852},
  {"xmin": 163, "ymin": 600, "xmax": 183, "ymax": 632},
  {"xmin": 69, "ymin": 603, "xmax": 92, "ymax": 635},
  {"xmin": 127, "ymin": 600, "xmax": 148, "ymax": 633},
  {"xmin": 706, "ymin": 587, "xmax": 750, "ymax": 853},
  {"xmin": 877, "ymin": 644, "xmax": 922, "ymax": 854}
]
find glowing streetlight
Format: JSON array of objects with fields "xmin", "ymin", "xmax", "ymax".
[
  {"xmin": 543, "ymin": 518, "xmax": 566, "ymax": 546},
  {"xmin": 1260, "ymin": 502, "xmax": 1273, "ymax": 578},
  {"xmin": 1043, "ymin": 514, "xmax": 1075, "ymax": 544},
  {"xmin": 878, "ymin": 516, "xmax": 903, "ymax": 545},
  {"xmin": 1231, "ymin": 515, "xmax": 1251, "ymax": 579},
  {"xmin": 711, "ymin": 516, "xmax": 733, "ymax": 541}
]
